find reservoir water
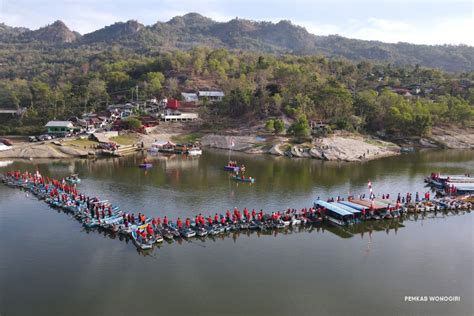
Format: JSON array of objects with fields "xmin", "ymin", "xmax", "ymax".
[{"xmin": 0, "ymin": 149, "xmax": 473, "ymax": 315}]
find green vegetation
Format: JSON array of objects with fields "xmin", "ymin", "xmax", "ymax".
[
  {"xmin": 0, "ymin": 41, "xmax": 472, "ymax": 137},
  {"xmin": 1, "ymin": 14, "xmax": 473, "ymax": 72},
  {"xmin": 265, "ymin": 119, "xmax": 275, "ymax": 132},
  {"xmin": 171, "ymin": 133, "xmax": 202, "ymax": 144},
  {"xmin": 122, "ymin": 117, "xmax": 142, "ymax": 130},
  {"xmin": 273, "ymin": 119, "xmax": 285, "ymax": 134},
  {"xmin": 288, "ymin": 115, "xmax": 310, "ymax": 138}
]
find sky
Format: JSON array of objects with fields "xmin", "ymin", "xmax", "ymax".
[{"xmin": 0, "ymin": 0, "xmax": 472, "ymax": 45}]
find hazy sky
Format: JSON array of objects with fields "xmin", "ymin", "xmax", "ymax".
[{"xmin": 0, "ymin": 0, "xmax": 472, "ymax": 45}]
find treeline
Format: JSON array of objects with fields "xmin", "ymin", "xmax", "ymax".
[{"xmin": 0, "ymin": 46, "xmax": 472, "ymax": 136}]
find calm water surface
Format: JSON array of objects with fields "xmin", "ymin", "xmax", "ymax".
[{"xmin": 0, "ymin": 149, "xmax": 473, "ymax": 316}]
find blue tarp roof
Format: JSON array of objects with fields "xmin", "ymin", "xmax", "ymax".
[
  {"xmin": 314, "ymin": 200, "xmax": 354, "ymax": 216},
  {"xmin": 339, "ymin": 200, "xmax": 367, "ymax": 211},
  {"xmin": 331, "ymin": 202, "xmax": 361, "ymax": 214}
]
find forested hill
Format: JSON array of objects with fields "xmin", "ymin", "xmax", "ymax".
[{"xmin": 1, "ymin": 13, "xmax": 473, "ymax": 72}]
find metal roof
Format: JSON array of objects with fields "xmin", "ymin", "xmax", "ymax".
[
  {"xmin": 314, "ymin": 200, "xmax": 354, "ymax": 216},
  {"xmin": 331, "ymin": 202, "xmax": 361, "ymax": 214},
  {"xmin": 45, "ymin": 121, "xmax": 74, "ymax": 128},
  {"xmin": 198, "ymin": 91, "xmax": 224, "ymax": 97},
  {"xmin": 339, "ymin": 201, "xmax": 367, "ymax": 211}
]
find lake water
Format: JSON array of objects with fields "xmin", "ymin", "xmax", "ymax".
[{"xmin": 0, "ymin": 150, "xmax": 473, "ymax": 316}]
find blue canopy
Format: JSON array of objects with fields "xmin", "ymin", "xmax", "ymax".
[
  {"xmin": 331, "ymin": 202, "xmax": 361, "ymax": 214},
  {"xmin": 314, "ymin": 200, "xmax": 354, "ymax": 216},
  {"xmin": 339, "ymin": 200, "xmax": 367, "ymax": 211}
]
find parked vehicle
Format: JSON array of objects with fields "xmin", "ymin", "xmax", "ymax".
[{"xmin": 29, "ymin": 136, "xmax": 39, "ymax": 142}]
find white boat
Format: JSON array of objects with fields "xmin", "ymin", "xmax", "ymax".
[{"xmin": 187, "ymin": 148, "xmax": 202, "ymax": 156}]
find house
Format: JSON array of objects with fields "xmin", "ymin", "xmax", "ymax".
[
  {"xmin": 139, "ymin": 115, "xmax": 159, "ymax": 128},
  {"xmin": 161, "ymin": 112, "xmax": 198, "ymax": 122},
  {"xmin": 45, "ymin": 121, "xmax": 74, "ymax": 135},
  {"xmin": 198, "ymin": 91, "xmax": 224, "ymax": 103},
  {"xmin": 181, "ymin": 92, "xmax": 199, "ymax": 103},
  {"xmin": 167, "ymin": 99, "xmax": 180, "ymax": 110}
]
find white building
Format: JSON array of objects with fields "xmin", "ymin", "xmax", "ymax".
[
  {"xmin": 181, "ymin": 93, "xmax": 199, "ymax": 103},
  {"xmin": 198, "ymin": 91, "xmax": 224, "ymax": 103}
]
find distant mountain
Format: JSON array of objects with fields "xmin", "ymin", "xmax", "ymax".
[
  {"xmin": 0, "ymin": 23, "xmax": 28, "ymax": 41},
  {"xmin": 1, "ymin": 13, "xmax": 473, "ymax": 72},
  {"xmin": 20, "ymin": 20, "xmax": 80, "ymax": 43}
]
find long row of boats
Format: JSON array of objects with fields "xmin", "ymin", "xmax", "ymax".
[
  {"xmin": 425, "ymin": 173, "xmax": 474, "ymax": 194},
  {"xmin": 1, "ymin": 170, "xmax": 472, "ymax": 251}
]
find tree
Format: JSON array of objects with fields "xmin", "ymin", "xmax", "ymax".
[
  {"xmin": 87, "ymin": 79, "xmax": 108, "ymax": 109},
  {"xmin": 288, "ymin": 115, "xmax": 310, "ymax": 137},
  {"xmin": 314, "ymin": 84, "xmax": 353, "ymax": 120},
  {"xmin": 123, "ymin": 117, "xmax": 142, "ymax": 130},
  {"xmin": 265, "ymin": 119, "xmax": 275, "ymax": 132},
  {"xmin": 274, "ymin": 119, "xmax": 285, "ymax": 134},
  {"xmin": 143, "ymin": 72, "xmax": 165, "ymax": 96}
]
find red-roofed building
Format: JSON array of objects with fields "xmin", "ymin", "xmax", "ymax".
[{"xmin": 167, "ymin": 99, "xmax": 180, "ymax": 110}]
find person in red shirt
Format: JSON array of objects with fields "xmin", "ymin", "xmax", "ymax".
[
  {"xmin": 163, "ymin": 216, "xmax": 168, "ymax": 225},
  {"xmin": 157, "ymin": 217, "xmax": 161, "ymax": 225},
  {"xmin": 141, "ymin": 230, "xmax": 147, "ymax": 240},
  {"xmin": 252, "ymin": 209, "xmax": 256, "ymax": 219},
  {"xmin": 177, "ymin": 218, "xmax": 183, "ymax": 229},
  {"xmin": 214, "ymin": 213, "xmax": 219, "ymax": 223},
  {"xmin": 226, "ymin": 210, "xmax": 231, "ymax": 220},
  {"xmin": 185, "ymin": 218, "xmax": 191, "ymax": 228},
  {"xmin": 146, "ymin": 224, "xmax": 154, "ymax": 236},
  {"xmin": 221, "ymin": 217, "xmax": 226, "ymax": 225},
  {"xmin": 152, "ymin": 217, "xmax": 157, "ymax": 227},
  {"xmin": 207, "ymin": 216, "xmax": 213, "ymax": 226}
]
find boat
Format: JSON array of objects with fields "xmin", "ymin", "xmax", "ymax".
[
  {"xmin": 180, "ymin": 227, "xmax": 196, "ymax": 238},
  {"xmin": 65, "ymin": 174, "xmax": 81, "ymax": 184},
  {"xmin": 131, "ymin": 231, "xmax": 153, "ymax": 250},
  {"xmin": 187, "ymin": 148, "xmax": 202, "ymax": 156},
  {"xmin": 314, "ymin": 200, "xmax": 355, "ymax": 226},
  {"xmin": 224, "ymin": 165, "xmax": 240, "ymax": 172},
  {"xmin": 138, "ymin": 163, "xmax": 153, "ymax": 169},
  {"xmin": 232, "ymin": 175, "xmax": 255, "ymax": 183}
]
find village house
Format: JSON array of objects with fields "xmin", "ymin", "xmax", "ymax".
[
  {"xmin": 181, "ymin": 92, "xmax": 199, "ymax": 103},
  {"xmin": 161, "ymin": 99, "xmax": 198, "ymax": 122},
  {"xmin": 45, "ymin": 121, "xmax": 74, "ymax": 135},
  {"xmin": 198, "ymin": 91, "xmax": 224, "ymax": 103}
]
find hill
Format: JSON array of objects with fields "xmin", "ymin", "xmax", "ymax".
[{"xmin": 0, "ymin": 13, "xmax": 472, "ymax": 72}]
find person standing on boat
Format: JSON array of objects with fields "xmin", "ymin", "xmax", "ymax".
[
  {"xmin": 146, "ymin": 224, "xmax": 154, "ymax": 236},
  {"xmin": 163, "ymin": 216, "xmax": 169, "ymax": 226},
  {"xmin": 152, "ymin": 217, "xmax": 157, "ymax": 228},
  {"xmin": 177, "ymin": 218, "xmax": 183, "ymax": 229},
  {"xmin": 214, "ymin": 213, "xmax": 219, "ymax": 224},
  {"xmin": 185, "ymin": 218, "xmax": 191, "ymax": 228}
]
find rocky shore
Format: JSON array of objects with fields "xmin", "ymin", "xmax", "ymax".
[{"xmin": 201, "ymin": 133, "xmax": 400, "ymax": 162}]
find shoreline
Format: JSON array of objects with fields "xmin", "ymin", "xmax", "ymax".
[{"xmin": 1, "ymin": 126, "xmax": 473, "ymax": 161}]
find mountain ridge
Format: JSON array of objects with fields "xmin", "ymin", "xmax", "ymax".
[{"xmin": 1, "ymin": 13, "xmax": 472, "ymax": 72}]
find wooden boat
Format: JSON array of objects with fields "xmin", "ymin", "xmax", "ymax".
[
  {"xmin": 224, "ymin": 165, "xmax": 240, "ymax": 172},
  {"xmin": 65, "ymin": 174, "xmax": 81, "ymax": 184},
  {"xmin": 131, "ymin": 231, "xmax": 153, "ymax": 250},
  {"xmin": 138, "ymin": 163, "xmax": 153, "ymax": 169},
  {"xmin": 232, "ymin": 175, "xmax": 255, "ymax": 183}
]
